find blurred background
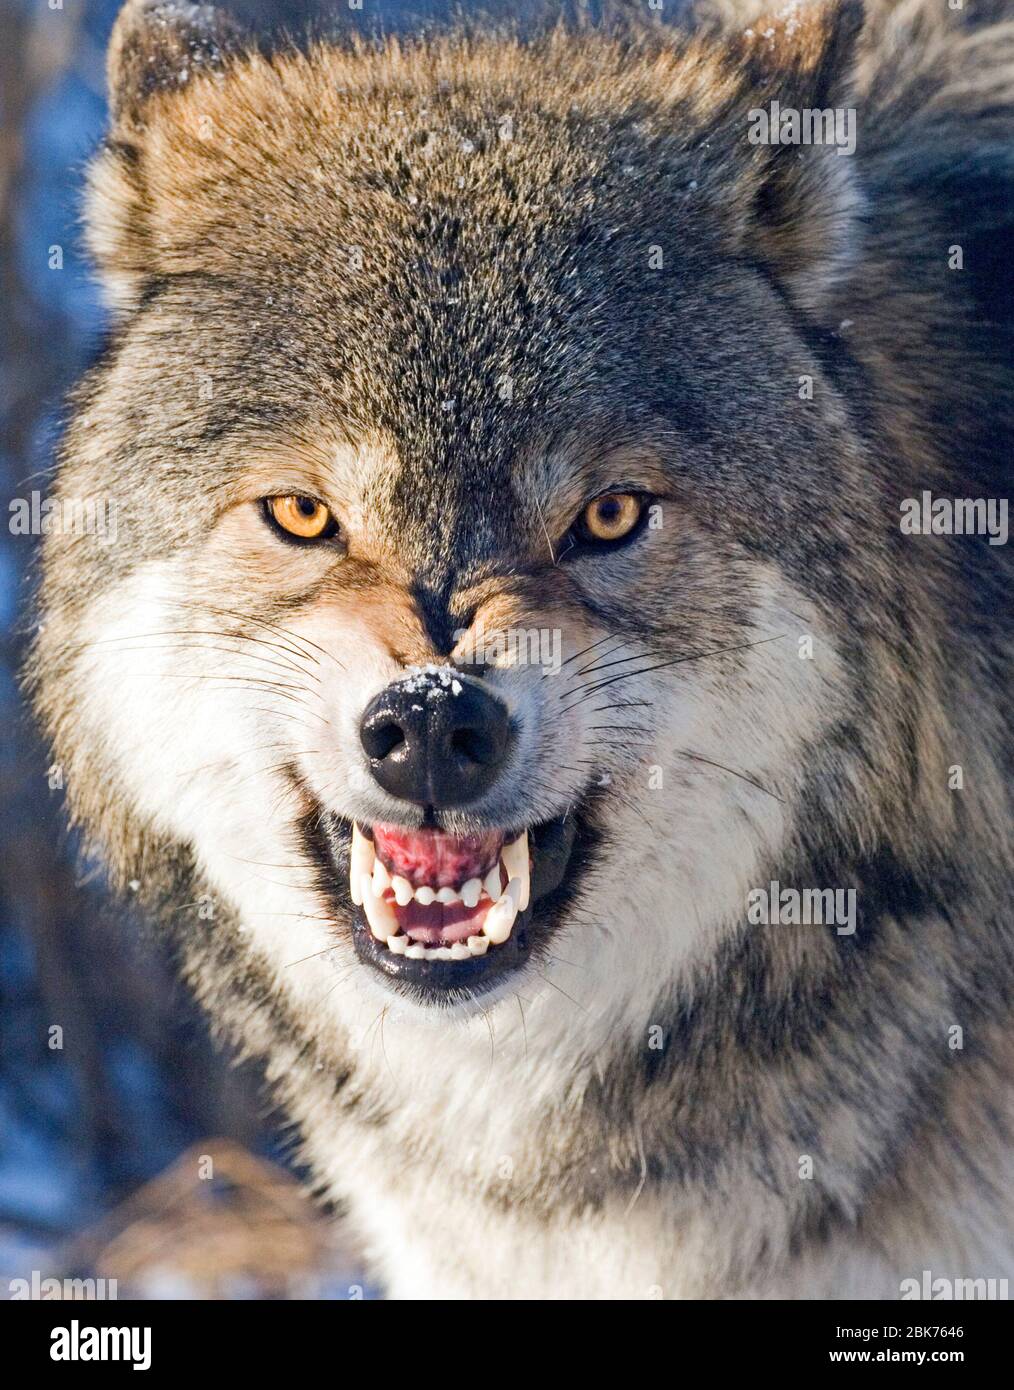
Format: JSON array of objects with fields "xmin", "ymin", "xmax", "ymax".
[{"xmin": 0, "ymin": 0, "xmax": 657, "ymax": 1299}]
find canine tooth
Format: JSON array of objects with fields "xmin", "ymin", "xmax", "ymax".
[
  {"xmin": 501, "ymin": 832, "xmax": 530, "ymax": 911},
  {"xmin": 405, "ymin": 943, "xmax": 426, "ymax": 960},
  {"xmin": 484, "ymin": 865, "xmax": 502, "ymax": 899},
  {"xmin": 362, "ymin": 884, "xmax": 398, "ymax": 942},
  {"xmin": 450, "ymin": 942, "xmax": 471, "ymax": 960},
  {"xmin": 350, "ymin": 825, "xmax": 375, "ymax": 907},
  {"xmin": 387, "ymin": 933, "xmax": 408, "ymax": 955},
  {"xmin": 483, "ymin": 881, "xmax": 521, "ymax": 945},
  {"xmin": 415, "ymin": 885, "xmax": 436, "ymax": 905},
  {"xmin": 436, "ymin": 886, "xmax": 459, "ymax": 904},
  {"xmin": 467, "ymin": 934, "xmax": 489, "ymax": 956},
  {"xmin": 461, "ymin": 878, "xmax": 482, "ymax": 908},
  {"xmin": 483, "ymin": 911, "xmax": 511, "ymax": 945},
  {"xmin": 371, "ymin": 857, "xmax": 391, "ymax": 897},
  {"xmin": 392, "ymin": 875, "xmax": 414, "ymax": 906}
]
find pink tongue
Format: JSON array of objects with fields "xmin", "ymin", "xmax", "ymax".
[
  {"xmin": 397, "ymin": 900, "xmax": 493, "ymax": 945},
  {"xmin": 372, "ymin": 824, "xmax": 503, "ymax": 888}
]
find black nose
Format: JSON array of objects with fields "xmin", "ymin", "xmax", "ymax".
[{"xmin": 359, "ymin": 672, "xmax": 513, "ymax": 809}]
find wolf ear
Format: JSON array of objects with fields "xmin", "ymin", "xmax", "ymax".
[
  {"xmin": 107, "ymin": 0, "xmax": 245, "ymax": 124},
  {"xmin": 732, "ymin": 0, "xmax": 866, "ymax": 315},
  {"xmin": 88, "ymin": 2, "xmax": 247, "ymax": 313}
]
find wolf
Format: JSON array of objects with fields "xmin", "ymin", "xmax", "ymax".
[{"xmin": 28, "ymin": 0, "xmax": 1013, "ymax": 1298}]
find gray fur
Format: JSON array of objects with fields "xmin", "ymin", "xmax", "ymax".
[{"xmin": 27, "ymin": 0, "xmax": 1013, "ymax": 1297}]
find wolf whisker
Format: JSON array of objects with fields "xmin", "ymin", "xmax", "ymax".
[
  {"xmin": 74, "ymin": 630, "xmax": 322, "ymax": 680},
  {"xmin": 167, "ymin": 598, "xmax": 342, "ymax": 672},
  {"xmin": 534, "ymin": 972, "xmax": 589, "ymax": 1014},
  {"xmin": 559, "ymin": 634, "xmax": 787, "ymax": 710},
  {"xmin": 675, "ymin": 750, "xmax": 785, "ymax": 805}
]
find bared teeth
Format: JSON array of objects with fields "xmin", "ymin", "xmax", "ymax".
[
  {"xmin": 483, "ymin": 876, "xmax": 522, "ymax": 945},
  {"xmin": 501, "ymin": 832, "xmax": 530, "ymax": 911},
  {"xmin": 371, "ymin": 856, "xmax": 392, "ymax": 899},
  {"xmin": 391, "ymin": 875, "xmax": 414, "ymax": 906},
  {"xmin": 352, "ymin": 828, "xmax": 532, "ymax": 960},
  {"xmin": 350, "ymin": 824, "xmax": 375, "ymax": 906},
  {"xmin": 362, "ymin": 881, "xmax": 398, "ymax": 941}
]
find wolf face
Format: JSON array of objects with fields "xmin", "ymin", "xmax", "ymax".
[{"xmin": 31, "ymin": 0, "xmax": 1013, "ymax": 1296}]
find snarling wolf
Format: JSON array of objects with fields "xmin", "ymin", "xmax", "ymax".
[{"xmin": 29, "ymin": 0, "xmax": 1013, "ymax": 1297}]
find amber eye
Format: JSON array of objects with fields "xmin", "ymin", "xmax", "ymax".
[
  {"xmin": 265, "ymin": 495, "xmax": 337, "ymax": 541},
  {"xmin": 577, "ymin": 492, "xmax": 644, "ymax": 544}
]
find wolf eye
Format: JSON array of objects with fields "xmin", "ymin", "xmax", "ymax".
[
  {"xmin": 575, "ymin": 492, "xmax": 645, "ymax": 545},
  {"xmin": 264, "ymin": 495, "xmax": 338, "ymax": 542}
]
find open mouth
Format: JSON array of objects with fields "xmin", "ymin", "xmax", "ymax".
[
  {"xmin": 312, "ymin": 812, "xmax": 582, "ymax": 1002},
  {"xmin": 352, "ymin": 824, "xmax": 530, "ymax": 957}
]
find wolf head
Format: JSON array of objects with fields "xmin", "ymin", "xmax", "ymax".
[{"xmin": 31, "ymin": 0, "xmax": 1012, "ymax": 1255}]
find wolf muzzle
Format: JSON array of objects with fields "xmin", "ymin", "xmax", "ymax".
[{"xmin": 359, "ymin": 669, "xmax": 513, "ymax": 809}]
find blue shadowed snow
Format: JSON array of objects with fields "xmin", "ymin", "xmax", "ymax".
[
  {"xmin": 0, "ymin": 544, "xmax": 18, "ymax": 632},
  {"xmin": 18, "ymin": 72, "xmax": 108, "ymax": 342}
]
